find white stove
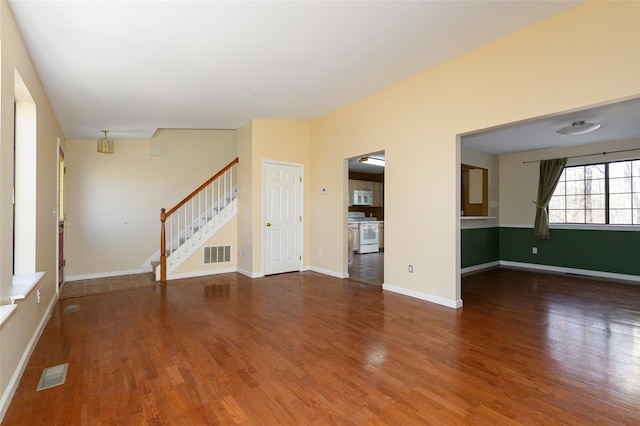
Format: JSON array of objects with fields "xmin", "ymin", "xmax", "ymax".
[{"xmin": 348, "ymin": 212, "xmax": 380, "ymax": 254}]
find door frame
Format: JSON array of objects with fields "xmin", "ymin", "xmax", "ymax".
[
  {"xmin": 57, "ymin": 138, "xmax": 66, "ymax": 289},
  {"xmin": 262, "ymin": 159, "xmax": 304, "ymax": 275}
]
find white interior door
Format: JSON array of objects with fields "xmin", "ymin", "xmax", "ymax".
[{"xmin": 264, "ymin": 162, "xmax": 302, "ymax": 275}]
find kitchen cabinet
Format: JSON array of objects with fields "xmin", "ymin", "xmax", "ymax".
[
  {"xmin": 348, "ymin": 223, "xmax": 360, "ymax": 253},
  {"xmin": 378, "ymin": 222, "xmax": 384, "ymax": 250},
  {"xmin": 371, "ymin": 181, "xmax": 383, "ymax": 207}
]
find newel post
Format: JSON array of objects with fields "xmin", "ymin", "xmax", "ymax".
[{"xmin": 160, "ymin": 208, "xmax": 167, "ymax": 282}]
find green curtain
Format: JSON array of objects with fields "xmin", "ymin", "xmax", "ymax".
[{"xmin": 533, "ymin": 158, "xmax": 567, "ymax": 240}]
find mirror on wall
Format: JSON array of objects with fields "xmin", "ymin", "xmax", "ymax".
[{"xmin": 461, "ymin": 164, "xmax": 488, "ymax": 216}]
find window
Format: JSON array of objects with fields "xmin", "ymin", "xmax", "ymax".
[{"xmin": 549, "ymin": 159, "xmax": 640, "ymax": 225}]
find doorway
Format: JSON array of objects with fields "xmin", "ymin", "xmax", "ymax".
[
  {"xmin": 58, "ymin": 144, "xmax": 66, "ymax": 286},
  {"xmin": 263, "ymin": 161, "xmax": 303, "ymax": 275},
  {"xmin": 346, "ymin": 151, "xmax": 384, "ymax": 286}
]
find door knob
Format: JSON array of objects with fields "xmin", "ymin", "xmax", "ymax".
[{"xmin": 266, "ymin": 222, "xmax": 271, "ymax": 227}]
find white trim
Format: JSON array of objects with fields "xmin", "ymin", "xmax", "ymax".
[
  {"xmin": 382, "ymin": 283, "xmax": 463, "ymax": 309},
  {"xmin": 310, "ymin": 266, "xmax": 348, "ymax": 279},
  {"xmin": 11, "ymin": 271, "xmax": 45, "ymax": 302},
  {"xmin": 461, "ymin": 261, "xmax": 500, "ymax": 274},
  {"xmin": 166, "ymin": 267, "xmax": 237, "ymax": 281},
  {"xmin": 549, "ymin": 223, "xmax": 639, "ymax": 232},
  {"xmin": 499, "ymin": 261, "xmax": 640, "ymax": 283},
  {"xmin": 460, "ymin": 223, "xmax": 500, "ymax": 230},
  {"xmin": 237, "ymin": 268, "xmax": 264, "ymax": 279},
  {"xmin": 65, "ymin": 268, "xmax": 146, "ymax": 282},
  {"xmin": 0, "ymin": 291, "xmax": 58, "ymax": 423}
]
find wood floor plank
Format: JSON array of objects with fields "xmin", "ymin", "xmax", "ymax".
[{"xmin": 3, "ymin": 268, "xmax": 640, "ymax": 424}]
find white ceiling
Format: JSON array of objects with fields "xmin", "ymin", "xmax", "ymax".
[
  {"xmin": 462, "ymin": 97, "xmax": 640, "ymax": 155},
  {"xmin": 8, "ymin": 0, "xmax": 583, "ymax": 142}
]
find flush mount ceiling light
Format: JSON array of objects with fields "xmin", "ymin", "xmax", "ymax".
[
  {"xmin": 556, "ymin": 120, "xmax": 602, "ymax": 136},
  {"xmin": 97, "ymin": 129, "xmax": 114, "ymax": 154},
  {"xmin": 359, "ymin": 157, "xmax": 385, "ymax": 167}
]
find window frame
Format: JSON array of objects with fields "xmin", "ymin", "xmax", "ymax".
[{"xmin": 548, "ymin": 158, "xmax": 640, "ymax": 226}]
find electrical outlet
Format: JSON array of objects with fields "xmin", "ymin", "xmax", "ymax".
[
  {"xmin": 37, "ymin": 289, "xmax": 41, "ymax": 303},
  {"xmin": 532, "ymin": 247, "xmax": 538, "ymax": 254},
  {"xmin": 318, "ymin": 249, "xmax": 323, "ymax": 257},
  {"xmin": 408, "ymin": 265, "xmax": 414, "ymax": 273},
  {"xmin": 239, "ymin": 250, "xmax": 245, "ymax": 257}
]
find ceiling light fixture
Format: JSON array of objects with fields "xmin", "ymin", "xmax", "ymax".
[
  {"xmin": 358, "ymin": 157, "xmax": 385, "ymax": 167},
  {"xmin": 556, "ymin": 120, "xmax": 602, "ymax": 136},
  {"xmin": 97, "ymin": 130, "xmax": 114, "ymax": 154}
]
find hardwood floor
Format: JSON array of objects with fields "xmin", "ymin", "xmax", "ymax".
[{"xmin": 4, "ymin": 268, "xmax": 640, "ymax": 424}]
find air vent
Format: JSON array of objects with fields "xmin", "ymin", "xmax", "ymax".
[
  {"xmin": 63, "ymin": 304, "xmax": 79, "ymax": 313},
  {"xmin": 36, "ymin": 363, "xmax": 68, "ymax": 391},
  {"xmin": 203, "ymin": 245, "xmax": 231, "ymax": 265}
]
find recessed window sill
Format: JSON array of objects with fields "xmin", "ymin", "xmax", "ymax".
[
  {"xmin": 0, "ymin": 304, "xmax": 18, "ymax": 327},
  {"xmin": 11, "ymin": 271, "xmax": 45, "ymax": 303},
  {"xmin": 461, "ymin": 216, "xmax": 497, "ymax": 220}
]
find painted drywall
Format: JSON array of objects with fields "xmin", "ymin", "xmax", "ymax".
[
  {"xmin": 500, "ymin": 137, "xmax": 640, "ymax": 227},
  {"xmin": 64, "ymin": 129, "xmax": 236, "ymax": 278},
  {"xmin": 237, "ymin": 122, "xmax": 254, "ymax": 275},
  {"xmin": 0, "ymin": 0, "xmax": 65, "ymax": 420},
  {"xmin": 238, "ymin": 120, "xmax": 312, "ymax": 276},
  {"xmin": 309, "ymin": 1, "xmax": 640, "ymax": 306},
  {"xmin": 461, "ymin": 227, "xmax": 500, "ymax": 269}
]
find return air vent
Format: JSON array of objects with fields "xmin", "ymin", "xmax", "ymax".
[
  {"xmin": 36, "ymin": 363, "xmax": 68, "ymax": 391},
  {"xmin": 203, "ymin": 245, "xmax": 231, "ymax": 265}
]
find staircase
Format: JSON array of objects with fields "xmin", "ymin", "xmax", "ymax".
[{"xmin": 156, "ymin": 158, "xmax": 238, "ymax": 281}]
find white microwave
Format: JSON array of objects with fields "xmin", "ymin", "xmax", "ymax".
[{"xmin": 352, "ymin": 190, "xmax": 373, "ymax": 206}]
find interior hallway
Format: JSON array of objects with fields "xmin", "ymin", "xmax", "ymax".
[{"xmin": 3, "ymin": 268, "xmax": 639, "ymax": 424}]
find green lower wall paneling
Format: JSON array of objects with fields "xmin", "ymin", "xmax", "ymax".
[
  {"xmin": 461, "ymin": 227, "xmax": 500, "ymax": 268},
  {"xmin": 499, "ymin": 227, "xmax": 640, "ymax": 276}
]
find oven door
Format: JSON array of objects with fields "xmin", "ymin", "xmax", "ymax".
[{"xmin": 359, "ymin": 222, "xmax": 379, "ymax": 245}]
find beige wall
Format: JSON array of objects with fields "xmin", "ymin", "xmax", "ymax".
[
  {"xmin": 65, "ymin": 129, "xmax": 236, "ymax": 278},
  {"xmin": 309, "ymin": 1, "xmax": 640, "ymax": 306},
  {"xmin": 500, "ymin": 137, "xmax": 640, "ymax": 227},
  {"xmin": 237, "ymin": 120, "xmax": 312, "ymax": 276},
  {"xmin": 0, "ymin": 0, "xmax": 65, "ymax": 418}
]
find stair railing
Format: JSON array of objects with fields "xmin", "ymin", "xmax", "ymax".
[{"xmin": 160, "ymin": 157, "xmax": 238, "ymax": 281}]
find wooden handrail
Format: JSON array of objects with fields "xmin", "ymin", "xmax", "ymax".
[
  {"xmin": 165, "ymin": 157, "xmax": 238, "ymax": 217},
  {"xmin": 159, "ymin": 157, "xmax": 238, "ymax": 282}
]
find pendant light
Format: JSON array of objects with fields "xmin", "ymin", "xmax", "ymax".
[{"xmin": 97, "ymin": 130, "xmax": 114, "ymax": 154}]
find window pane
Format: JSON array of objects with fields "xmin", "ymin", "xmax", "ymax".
[
  {"xmin": 633, "ymin": 176, "xmax": 640, "ymax": 192},
  {"xmin": 566, "ymin": 180, "xmax": 585, "ymax": 195},
  {"xmin": 549, "ymin": 210, "xmax": 565, "ymax": 223},
  {"xmin": 566, "ymin": 209, "xmax": 584, "ymax": 223},
  {"xmin": 565, "ymin": 167, "xmax": 584, "ymax": 180},
  {"xmin": 634, "ymin": 208, "xmax": 640, "ymax": 225},
  {"xmin": 610, "ymin": 193, "xmax": 632, "ymax": 208},
  {"xmin": 554, "ymin": 181, "xmax": 566, "ymax": 196},
  {"xmin": 634, "ymin": 192, "xmax": 640, "ymax": 209},
  {"xmin": 585, "ymin": 210, "xmax": 605, "ymax": 224},
  {"xmin": 633, "ymin": 160, "xmax": 640, "ymax": 176},
  {"xmin": 585, "ymin": 164, "xmax": 605, "ymax": 179},
  {"xmin": 609, "ymin": 161, "xmax": 632, "ymax": 178},
  {"xmin": 610, "ymin": 209, "xmax": 632, "ymax": 224},
  {"xmin": 585, "ymin": 178, "xmax": 605, "ymax": 194},
  {"xmin": 586, "ymin": 194, "xmax": 605, "ymax": 209},
  {"xmin": 566, "ymin": 194, "xmax": 584, "ymax": 208},
  {"xmin": 549, "ymin": 196, "xmax": 565, "ymax": 209},
  {"xmin": 609, "ymin": 177, "xmax": 631, "ymax": 193}
]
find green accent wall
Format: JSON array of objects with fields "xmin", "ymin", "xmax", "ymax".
[
  {"xmin": 461, "ymin": 227, "xmax": 499, "ymax": 268},
  {"xmin": 461, "ymin": 226, "xmax": 639, "ymax": 276},
  {"xmin": 499, "ymin": 227, "xmax": 640, "ymax": 276}
]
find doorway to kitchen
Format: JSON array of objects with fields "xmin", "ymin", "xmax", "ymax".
[{"xmin": 347, "ymin": 151, "xmax": 384, "ymax": 286}]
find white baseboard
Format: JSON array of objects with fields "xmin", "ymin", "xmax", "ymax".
[
  {"xmin": 461, "ymin": 261, "xmax": 500, "ymax": 274},
  {"xmin": 309, "ymin": 266, "xmax": 348, "ymax": 279},
  {"xmin": 0, "ymin": 292, "xmax": 58, "ymax": 423},
  {"xmin": 499, "ymin": 261, "xmax": 640, "ymax": 283},
  {"xmin": 65, "ymin": 268, "xmax": 146, "ymax": 282},
  {"xmin": 382, "ymin": 283, "xmax": 463, "ymax": 309},
  {"xmin": 237, "ymin": 268, "xmax": 264, "ymax": 279},
  {"xmin": 167, "ymin": 267, "xmax": 237, "ymax": 281}
]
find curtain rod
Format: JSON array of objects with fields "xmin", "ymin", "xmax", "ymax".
[{"xmin": 522, "ymin": 147, "xmax": 640, "ymax": 164}]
